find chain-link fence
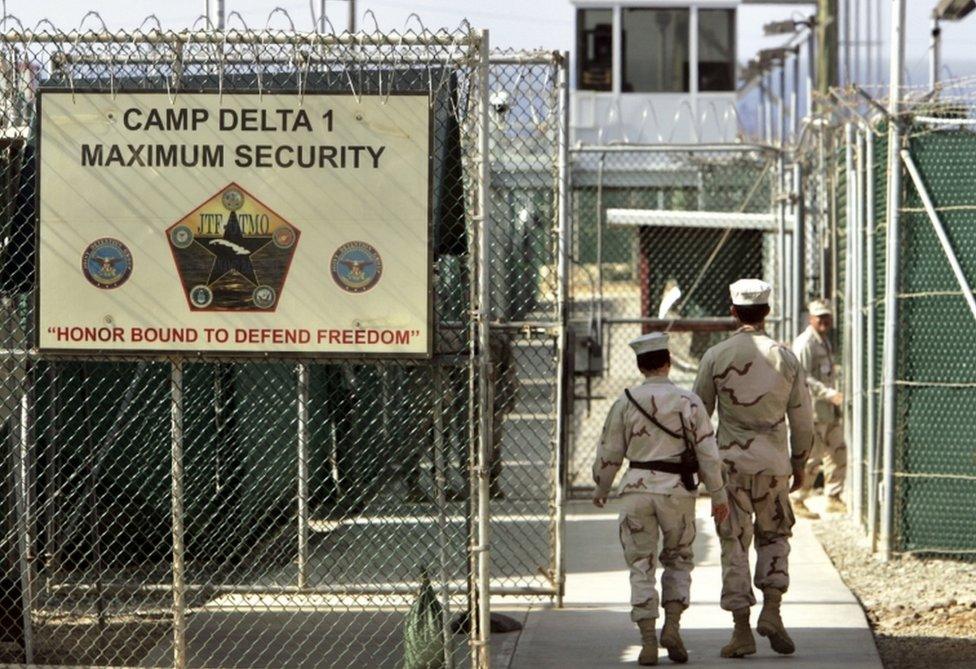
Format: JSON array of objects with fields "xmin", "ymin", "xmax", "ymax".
[
  {"xmin": 825, "ymin": 81, "xmax": 976, "ymax": 559},
  {"xmin": 485, "ymin": 50, "xmax": 567, "ymax": 601},
  {"xmin": 0, "ymin": 18, "xmax": 567, "ymax": 669},
  {"xmin": 565, "ymin": 145, "xmax": 790, "ymax": 491}
]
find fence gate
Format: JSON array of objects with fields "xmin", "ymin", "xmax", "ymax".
[
  {"xmin": 566, "ymin": 145, "xmax": 789, "ymax": 490},
  {"xmin": 484, "ymin": 51, "xmax": 569, "ymax": 602},
  {"xmin": 0, "ymin": 19, "xmax": 519, "ymax": 669}
]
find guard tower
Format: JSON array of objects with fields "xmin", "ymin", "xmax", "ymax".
[{"xmin": 571, "ymin": 0, "xmax": 741, "ymax": 144}]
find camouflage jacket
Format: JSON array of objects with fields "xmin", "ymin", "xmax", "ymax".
[
  {"xmin": 592, "ymin": 375, "xmax": 727, "ymax": 504},
  {"xmin": 792, "ymin": 325, "xmax": 841, "ymax": 424},
  {"xmin": 693, "ymin": 326, "xmax": 814, "ymax": 476}
]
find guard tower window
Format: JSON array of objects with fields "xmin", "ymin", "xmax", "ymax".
[
  {"xmin": 622, "ymin": 8, "xmax": 690, "ymax": 93},
  {"xmin": 577, "ymin": 9, "xmax": 613, "ymax": 91},
  {"xmin": 698, "ymin": 9, "xmax": 736, "ymax": 91}
]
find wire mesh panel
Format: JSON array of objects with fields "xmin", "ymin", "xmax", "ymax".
[
  {"xmin": 0, "ymin": 19, "xmax": 508, "ymax": 669},
  {"xmin": 893, "ymin": 116, "xmax": 976, "ymax": 555},
  {"xmin": 484, "ymin": 52, "xmax": 564, "ymax": 598},
  {"xmin": 566, "ymin": 146, "xmax": 782, "ymax": 491},
  {"xmin": 826, "ymin": 82, "xmax": 976, "ymax": 559}
]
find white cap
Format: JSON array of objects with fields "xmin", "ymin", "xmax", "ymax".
[
  {"xmin": 629, "ymin": 332, "xmax": 669, "ymax": 355},
  {"xmin": 808, "ymin": 299, "xmax": 833, "ymax": 317},
  {"xmin": 730, "ymin": 279, "xmax": 772, "ymax": 306}
]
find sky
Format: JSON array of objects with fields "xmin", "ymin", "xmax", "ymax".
[{"xmin": 3, "ymin": 0, "xmax": 975, "ymax": 85}]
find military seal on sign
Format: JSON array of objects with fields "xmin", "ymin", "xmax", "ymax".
[
  {"xmin": 82, "ymin": 238, "xmax": 132, "ymax": 289},
  {"xmin": 330, "ymin": 241, "xmax": 383, "ymax": 293}
]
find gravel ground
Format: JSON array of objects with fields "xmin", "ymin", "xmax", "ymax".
[{"xmin": 814, "ymin": 514, "xmax": 976, "ymax": 669}]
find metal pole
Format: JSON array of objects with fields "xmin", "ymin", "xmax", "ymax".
[
  {"xmin": 842, "ymin": 0, "xmax": 851, "ymax": 84},
  {"xmin": 792, "ymin": 162, "xmax": 805, "ymax": 341},
  {"xmin": 433, "ymin": 367, "xmax": 454, "ymax": 669},
  {"xmin": 13, "ymin": 363, "xmax": 33, "ymax": 663},
  {"xmin": 880, "ymin": 0, "xmax": 906, "ymax": 562},
  {"xmin": 44, "ymin": 364, "xmax": 61, "ymax": 580},
  {"xmin": 807, "ymin": 26, "xmax": 816, "ymax": 120},
  {"xmin": 853, "ymin": 0, "xmax": 861, "ymax": 84},
  {"xmin": 819, "ymin": 124, "xmax": 829, "ymax": 298},
  {"xmin": 216, "ymin": 0, "xmax": 225, "ymax": 30},
  {"xmin": 777, "ymin": 151, "xmax": 788, "ymax": 340},
  {"xmin": 757, "ymin": 78, "xmax": 766, "ymax": 141},
  {"xmin": 778, "ymin": 62, "xmax": 788, "ymax": 335},
  {"xmin": 553, "ymin": 52, "xmax": 570, "ymax": 609},
  {"xmin": 297, "ymin": 364, "xmax": 310, "ymax": 590},
  {"xmin": 791, "ymin": 49, "xmax": 800, "ymax": 140},
  {"xmin": 877, "ymin": 0, "xmax": 884, "ymax": 84},
  {"xmin": 474, "ymin": 28, "xmax": 492, "ymax": 668},
  {"xmin": 778, "ymin": 62, "xmax": 786, "ymax": 146},
  {"xmin": 929, "ymin": 16, "xmax": 941, "ymax": 93},
  {"xmin": 596, "ymin": 153, "xmax": 606, "ymax": 338},
  {"xmin": 852, "ymin": 128, "xmax": 866, "ymax": 522},
  {"xmin": 348, "ymin": 0, "xmax": 356, "ymax": 33},
  {"xmin": 170, "ymin": 359, "xmax": 186, "ymax": 669},
  {"xmin": 865, "ymin": 128, "xmax": 879, "ymax": 547},
  {"xmin": 866, "ymin": 0, "xmax": 873, "ymax": 85},
  {"xmin": 763, "ymin": 73, "xmax": 773, "ymax": 144},
  {"xmin": 901, "ymin": 149, "xmax": 976, "ymax": 321},
  {"xmin": 319, "ymin": 0, "xmax": 326, "ymax": 33},
  {"xmin": 842, "ymin": 123, "xmax": 855, "ymax": 499}
]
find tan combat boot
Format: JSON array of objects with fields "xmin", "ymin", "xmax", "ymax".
[
  {"xmin": 720, "ymin": 607, "xmax": 756, "ymax": 658},
  {"xmin": 660, "ymin": 602, "xmax": 688, "ymax": 663},
  {"xmin": 756, "ymin": 589, "xmax": 795, "ymax": 655},
  {"xmin": 637, "ymin": 618, "xmax": 659, "ymax": 666},
  {"xmin": 825, "ymin": 495, "xmax": 847, "ymax": 514},
  {"xmin": 791, "ymin": 499, "xmax": 820, "ymax": 520}
]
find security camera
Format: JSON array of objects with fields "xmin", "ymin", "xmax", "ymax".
[{"xmin": 489, "ymin": 90, "xmax": 511, "ymax": 115}]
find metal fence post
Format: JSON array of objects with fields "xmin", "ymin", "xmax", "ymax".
[
  {"xmin": 791, "ymin": 162, "xmax": 804, "ymax": 343},
  {"xmin": 819, "ymin": 125, "xmax": 830, "ymax": 299},
  {"xmin": 777, "ymin": 151, "xmax": 788, "ymax": 340},
  {"xmin": 432, "ymin": 366, "xmax": 454, "ymax": 669},
  {"xmin": 881, "ymin": 0, "xmax": 906, "ymax": 562},
  {"xmin": 13, "ymin": 356, "xmax": 34, "ymax": 664},
  {"xmin": 170, "ymin": 358, "xmax": 187, "ymax": 669},
  {"xmin": 553, "ymin": 50, "xmax": 570, "ymax": 609},
  {"xmin": 596, "ymin": 152, "xmax": 606, "ymax": 339},
  {"xmin": 297, "ymin": 363, "xmax": 309, "ymax": 590},
  {"xmin": 778, "ymin": 61, "xmax": 786, "ymax": 146},
  {"xmin": 475, "ymin": 28, "xmax": 493, "ymax": 668},
  {"xmin": 843, "ymin": 123, "xmax": 855, "ymax": 501},
  {"xmin": 852, "ymin": 128, "xmax": 866, "ymax": 523},
  {"xmin": 865, "ymin": 127, "xmax": 879, "ymax": 547}
]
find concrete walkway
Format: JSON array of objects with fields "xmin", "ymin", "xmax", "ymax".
[{"xmin": 495, "ymin": 497, "xmax": 882, "ymax": 668}]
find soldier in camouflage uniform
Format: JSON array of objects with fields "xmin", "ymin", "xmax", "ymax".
[
  {"xmin": 791, "ymin": 299, "xmax": 847, "ymax": 517},
  {"xmin": 594, "ymin": 332, "xmax": 729, "ymax": 665},
  {"xmin": 693, "ymin": 280, "xmax": 814, "ymax": 659}
]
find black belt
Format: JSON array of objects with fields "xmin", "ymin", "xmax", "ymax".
[{"xmin": 629, "ymin": 460, "xmax": 689, "ymax": 475}]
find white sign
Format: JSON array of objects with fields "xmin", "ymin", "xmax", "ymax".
[{"xmin": 38, "ymin": 91, "xmax": 431, "ymax": 356}]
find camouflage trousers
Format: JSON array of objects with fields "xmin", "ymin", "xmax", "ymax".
[
  {"xmin": 618, "ymin": 493, "xmax": 697, "ymax": 622},
  {"xmin": 717, "ymin": 472, "xmax": 795, "ymax": 611},
  {"xmin": 797, "ymin": 420, "xmax": 847, "ymax": 499}
]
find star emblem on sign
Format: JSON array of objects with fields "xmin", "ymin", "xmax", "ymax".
[
  {"xmin": 198, "ymin": 215, "xmax": 271, "ymax": 286},
  {"xmin": 166, "ymin": 183, "xmax": 300, "ymax": 312}
]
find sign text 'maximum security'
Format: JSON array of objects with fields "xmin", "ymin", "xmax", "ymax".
[
  {"xmin": 78, "ymin": 105, "xmax": 388, "ymax": 169},
  {"xmin": 80, "ymin": 143, "xmax": 386, "ymax": 169}
]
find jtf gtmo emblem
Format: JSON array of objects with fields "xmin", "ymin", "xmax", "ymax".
[{"xmin": 166, "ymin": 183, "xmax": 300, "ymax": 311}]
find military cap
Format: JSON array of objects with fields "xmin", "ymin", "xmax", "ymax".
[
  {"xmin": 730, "ymin": 278, "xmax": 772, "ymax": 306},
  {"xmin": 808, "ymin": 299, "xmax": 833, "ymax": 317},
  {"xmin": 629, "ymin": 332, "xmax": 669, "ymax": 355}
]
